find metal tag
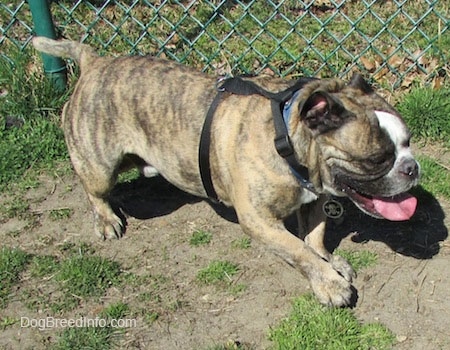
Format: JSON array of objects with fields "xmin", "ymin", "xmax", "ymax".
[{"xmin": 322, "ymin": 199, "xmax": 344, "ymax": 219}]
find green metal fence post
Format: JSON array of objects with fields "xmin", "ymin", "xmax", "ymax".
[{"xmin": 28, "ymin": 0, "xmax": 67, "ymax": 91}]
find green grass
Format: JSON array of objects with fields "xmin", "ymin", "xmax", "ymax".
[
  {"xmin": 1, "ymin": 197, "xmax": 30, "ymax": 219},
  {"xmin": 1, "ymin": 316, "xmax": 18, "ymax": 330},
  {"xmin": 56, "ymin": 254, "xmax": 122, "ymax": 299},
  {"xmin": 101, "ymin": 301, "xmax": 131, "ymax": 320},
  {"xmin": 397, "ymin": 86, "xmax": 450, "ymax": 147},
  {"xmin": 190, "ymin": 229, "xmax": 213, "ymax": 246},
  {"xmin": 49, "ymin": 208, "xmax": 73, "ymax": 221},
  {"xmin": 415, "ymin": 155, "xmax": 450, "ymax": 199},
  {"xmin": 0, "ymin": 247, "xmax": 31, "ymax": 307},
  {"xmin": 0, "ymin": 50, "xmax": 69, "ymax": 192},
  {"xmin": 35, "ymin": 248, "xmax": 123, "ymax": 312},
  {"xmin": 53, "ymin": 324, "xmax": 121, "ymax": 350},
  {"xmin": 197, "ymin": 260, "xmax": 239, "ymax": 285},
  {"xmin": 29, "ymin": 255, "xmax": 59, "ymax": 277},
  {"xmin": 232, "ymin": 237, "xmax": 252, "ymax": 249},
  {"xmin": 117, "ymin": 168, "xmax": 140, "ymax": 183},
  {"xmin": 0, "ymin": 244, "xmax": 134, "ymax": 347},
  {"xmin": 22, "ymin": 248, "xmax": 124, "ymax": 314},
  {"xmin": 335, "ymin": 250, "xmax": 378, "ymax": 273},
  {"xmin": 269, "ymin": 294, "xmax": 395, "ymax": 350},
  {"xmin": 396, "ymin": 85, "xmax": 450, "ymax": 200}
]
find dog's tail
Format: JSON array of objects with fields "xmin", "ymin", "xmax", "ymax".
[{"xmin": 32, "ymin": 37, "xmax": 97, "ymax": 66}]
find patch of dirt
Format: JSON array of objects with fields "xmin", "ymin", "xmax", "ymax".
[{"xmin": 0, "ymin": 168, "xmax": 449, "ymax": 349}]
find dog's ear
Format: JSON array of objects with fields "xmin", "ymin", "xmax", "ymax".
[
  {"xmin": 300, "ymin": 91, "xmax": 355, "ymax": 134},
  {"xmin": 348, "ymin": 73, "xmax": 374, "ymax": 94}
]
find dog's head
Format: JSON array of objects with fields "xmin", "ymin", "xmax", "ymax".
[{"xmin": 292, "ymin": 74, "xmax": 419, "ymax": 221}]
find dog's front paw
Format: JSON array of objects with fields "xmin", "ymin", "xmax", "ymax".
[
  {"xmin": 93, "ymin": 212, "xmax": 124, "ymax": 239},
  {"xmin": 308, "ymin": 261, "xmax": 357, "ymax": 307},
  {"xmin": 329, "ymin": 254, "xmax": 356, "ymax": 282}
]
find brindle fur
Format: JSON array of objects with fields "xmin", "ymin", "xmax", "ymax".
[{"xmin": 33, "ymin": 37, "xmax": 418, "ymax": 307}]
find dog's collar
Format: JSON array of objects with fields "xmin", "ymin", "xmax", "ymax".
[
  {"xmin": 199, "ymin": 77, "xmax": 318, "ymax": 202},
  {"xmin": 279, "ymin": 90, "xmax": 317, "ymax": 193},
  {"xmin": 282, "ymin": 90, "xmax": 300, "ymax": 125}
]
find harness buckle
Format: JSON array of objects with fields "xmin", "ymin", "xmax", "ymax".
[{"xmin": 274, "ymin": 135, "xmax": 294, "ymax": 158}]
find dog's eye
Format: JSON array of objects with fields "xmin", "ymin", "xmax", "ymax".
[
  {"xmin": 368, "ymin": 152, "xmax": 394, "ymax": 167},
  {"xmin": 369, "ymin": 154, "xmax": 388, "ymax": 165}
]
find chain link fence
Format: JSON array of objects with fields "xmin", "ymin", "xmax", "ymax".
[{"xmin": 1, "ymin": 0, "xmax": 449, "ymax": 88}]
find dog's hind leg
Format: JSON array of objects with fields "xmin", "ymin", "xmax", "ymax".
[
  {"xmin": 70, "ymin": 151, "xmax": 124, "ymax": 239},
  {"xmin": 86, "ymin": 191, "xmax": 124, "ymax": 240}
]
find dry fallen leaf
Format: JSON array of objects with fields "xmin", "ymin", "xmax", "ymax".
[
  {"xmin": 261, "ymin": 67, "xmax": 276, "ymax": 76},
  {"xmin": 432, "ymin": 76, "xmax": 444, "ymax": 89},
  {"xmin": 360, "ymin": 56, "xmax": 376, "ymax": 72},
  {"xmin": 388, "ymin": 54, "xmax": 404, "ymax": 68},
  {"xmin": 373, "ymin": 67, "xmax": 389, "ymax": 81},
  {"xmin": 401, "ymin": 75, "xmax": 415, "ymax": 89}
]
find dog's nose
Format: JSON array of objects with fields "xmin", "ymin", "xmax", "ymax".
[{"xmin": 399, "ymin": 158, "xmax": 419, "ymax": 178}]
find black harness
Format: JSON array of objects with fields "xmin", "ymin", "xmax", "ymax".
[{"xmin": 198, "ymin": 76, "xmax": 318, "ymax": 202}]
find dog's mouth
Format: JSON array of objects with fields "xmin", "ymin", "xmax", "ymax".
[{"xmin": 341, "ymin": 184, "xmax": 417, "ymax": 221}]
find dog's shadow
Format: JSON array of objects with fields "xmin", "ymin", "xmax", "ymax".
[
  {"xmin": 322, "ymin": 187, "xmax": 448, "ymax": 259},
  {"xmin": 111, "ymin": 176, "xmax": 201, "ymax": 220},
  {"xmin": 112, "ymin": 177, "xmax": 447, "ymax": 260},
  {"xmin": 111, "ymin": 175, "xmax": 239, "ymax": 223}
]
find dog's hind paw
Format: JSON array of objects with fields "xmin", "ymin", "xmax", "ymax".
[{"xmin": 93, "ymin": 213, "xmax": 124, "ymax": 240}]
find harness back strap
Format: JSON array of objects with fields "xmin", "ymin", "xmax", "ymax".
[{"xmin": 199, "ymin": 76, "xmax": 318, "ymax": 202}]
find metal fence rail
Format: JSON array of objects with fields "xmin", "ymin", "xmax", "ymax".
[{"xmin": 1, "ymin": 0, "xmax": 449, "ymax": 88}]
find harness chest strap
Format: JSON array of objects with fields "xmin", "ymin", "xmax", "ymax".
[
  {"xmin": 198, "ymin": 90, "xmax": 228, "ymax": 202},
  {"xmin": 198, "ymin": 76, "xmax": 318, "ymax": 203}
]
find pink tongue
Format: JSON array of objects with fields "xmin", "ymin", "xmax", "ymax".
[{"xmin": 373, "ymin": 193, "xmax": 417, "ymax": 221}]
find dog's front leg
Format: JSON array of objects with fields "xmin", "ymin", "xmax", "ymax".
[
  {"xmin": 234, "ymin": 200, "xmax": 356, "ymax": 307},
  {"xmin": 298, "ymin": 195, "xmax": 356, "ymax": 284}
]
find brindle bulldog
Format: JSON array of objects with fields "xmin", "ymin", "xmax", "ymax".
[{"xmin": 33, "ymin": 37, "xmax": 419, "ymax": 307}]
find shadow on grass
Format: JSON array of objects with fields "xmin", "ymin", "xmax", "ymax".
[{"xmin": 112, "ymin": 176, "xmax": 447, "ymax": 260}]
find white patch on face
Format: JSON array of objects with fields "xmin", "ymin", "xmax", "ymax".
[{"xmin": 374, "ymin": 110, "xmax": 412, "ymax": 160}]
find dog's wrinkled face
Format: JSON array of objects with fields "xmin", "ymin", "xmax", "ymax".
[{"xmin": 296, "ymin": 75, "xmax": 419, "ymax": 221}]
